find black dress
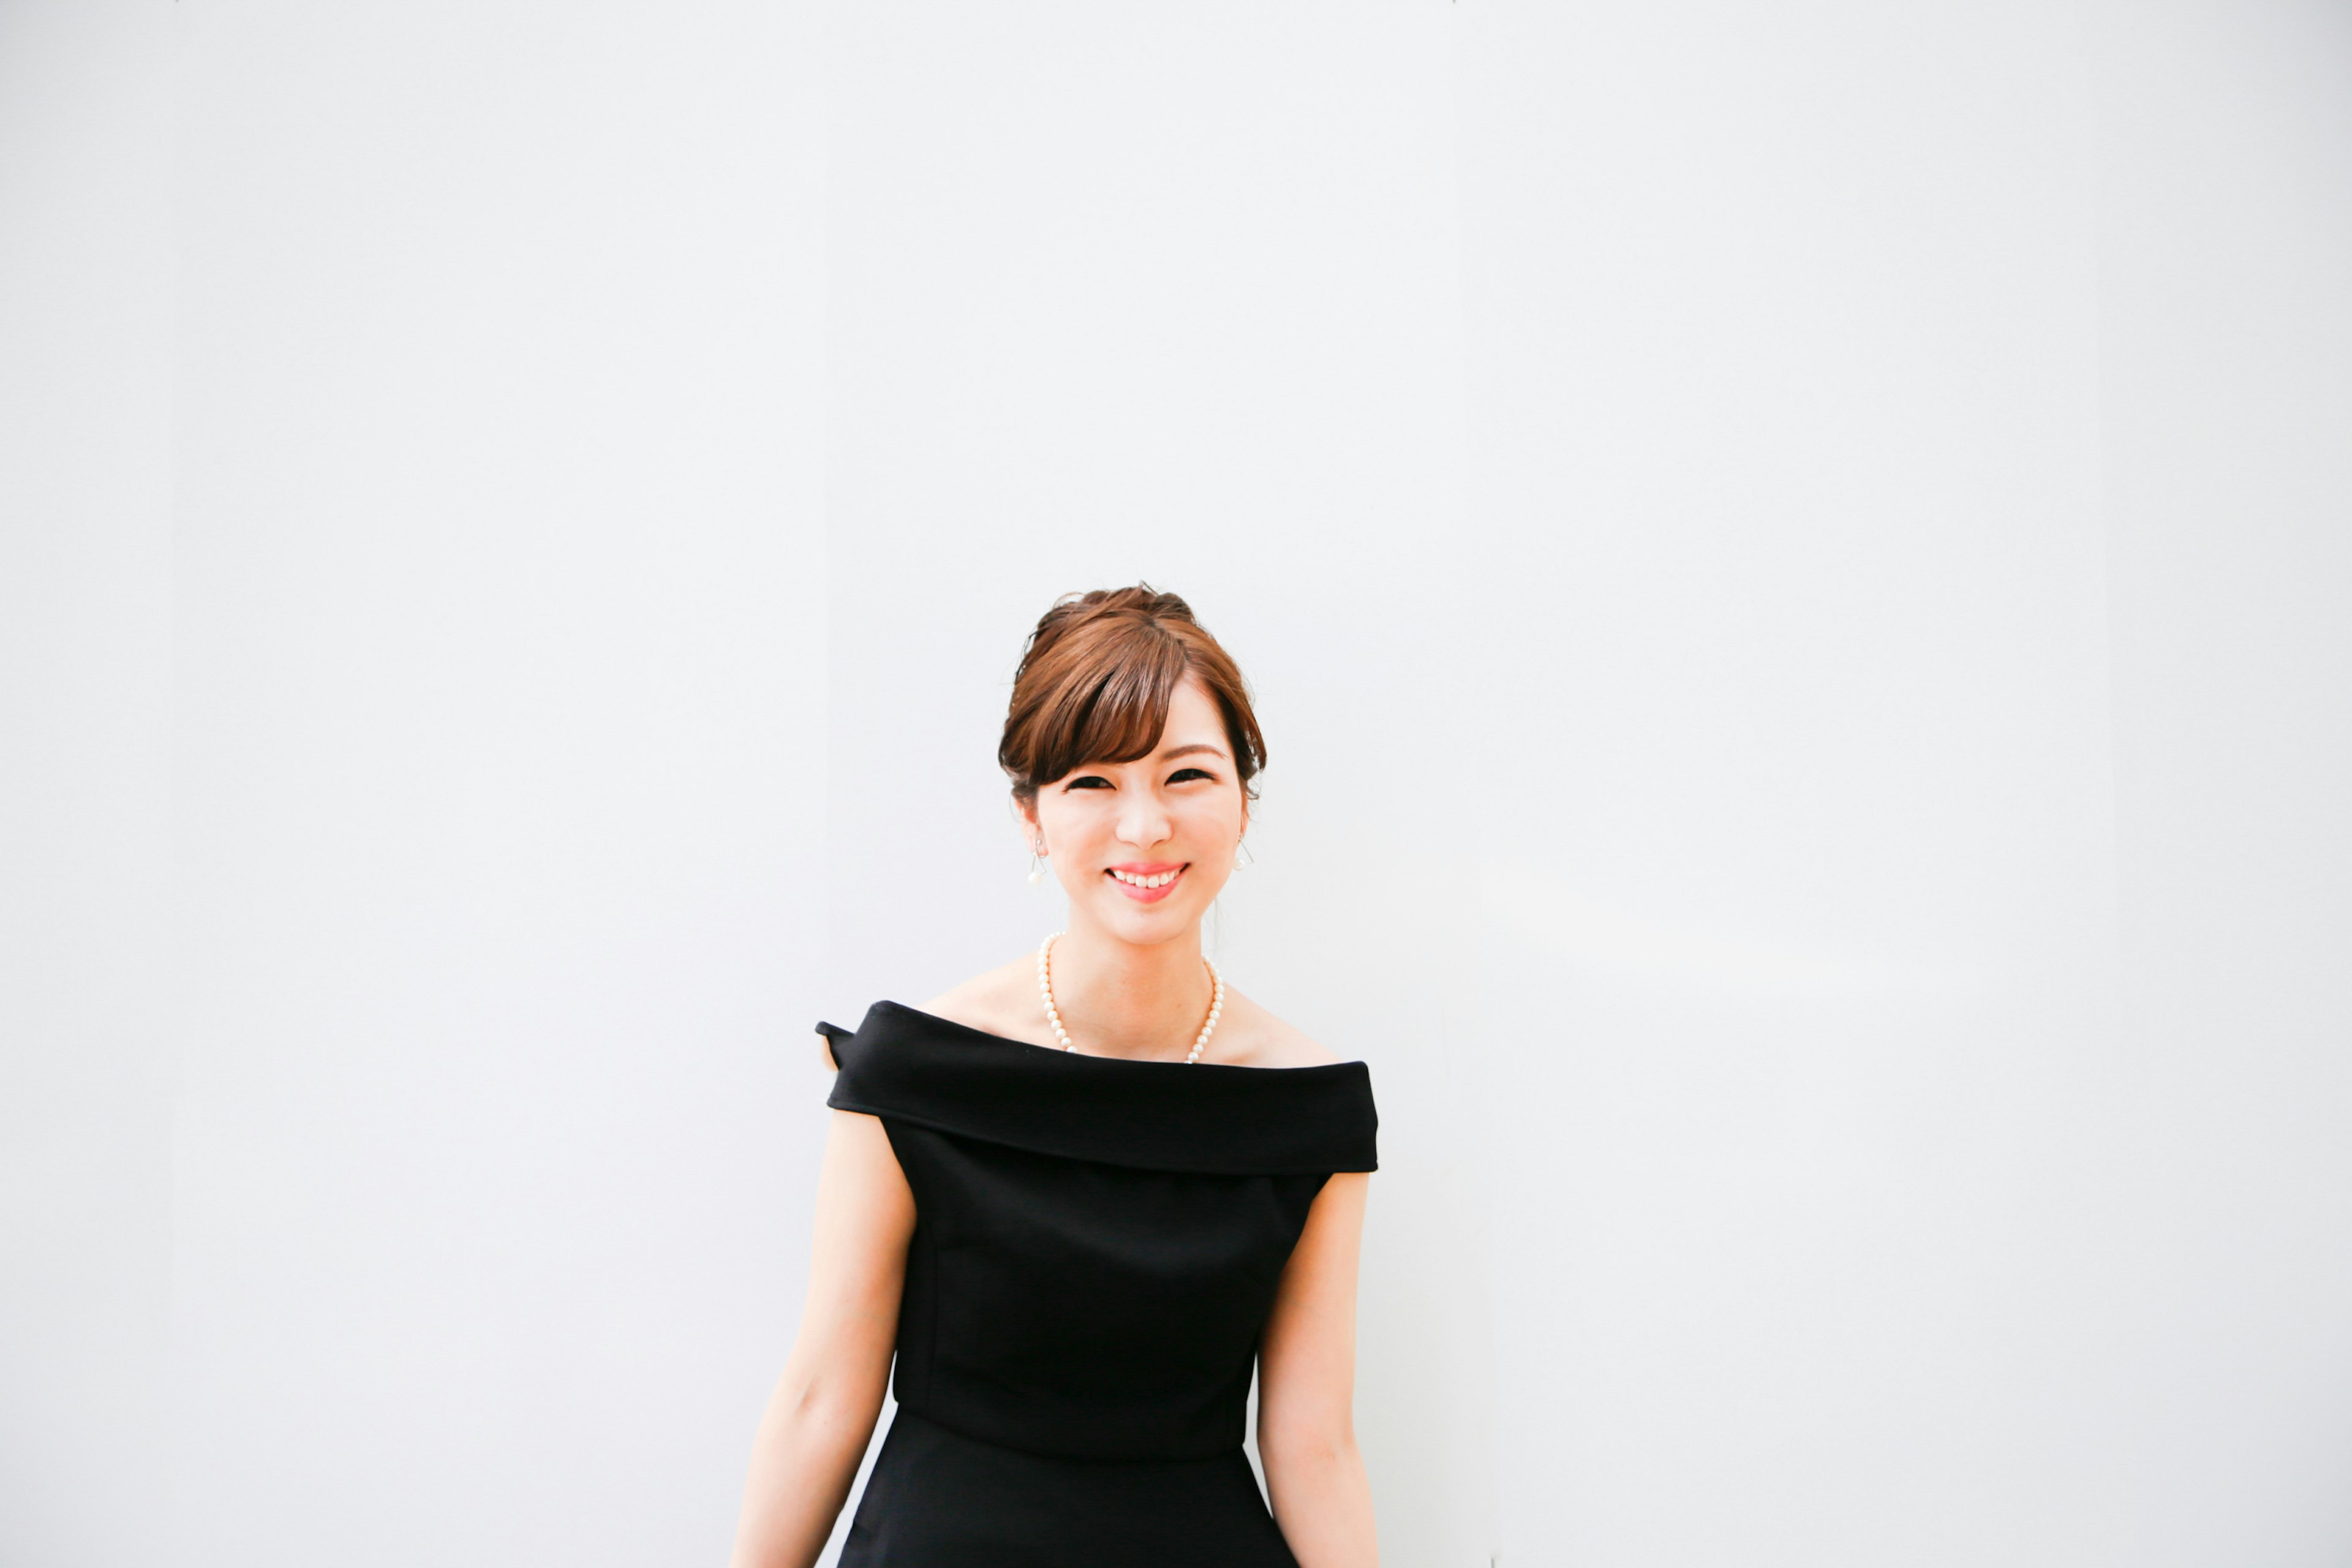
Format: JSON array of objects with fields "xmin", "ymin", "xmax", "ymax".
[{"xmin": 815, "ymin": 1003, "xmax": 1379, "ymax": 1568}]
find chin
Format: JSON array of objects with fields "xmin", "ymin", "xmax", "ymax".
[{"xmin": 1090, "ymin": 895, "xmax": 1205, "ymax": 943}]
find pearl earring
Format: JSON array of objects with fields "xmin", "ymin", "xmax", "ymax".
[{"xmin": 1028, "ymin": 844, "xmax": 1048, "ymax": 886}]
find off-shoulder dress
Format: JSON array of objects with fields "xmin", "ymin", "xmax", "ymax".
[{"xmin": 814, "ymin": 1001, "xmax": 1379, "ymax": 1568}]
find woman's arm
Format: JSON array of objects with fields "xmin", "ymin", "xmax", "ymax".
[
  {"xmin": 1256, "ymin": 1171, "xmax": 1379, "ymax": 1568},
  {"xmin": 726, "ymin": 1109, "xmax": 915, "ymax": 1568}
]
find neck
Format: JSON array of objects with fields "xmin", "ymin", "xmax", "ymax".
[{"xmin": 1047, "ymin": 918, "xmax": 1212, "ymax": 1061}]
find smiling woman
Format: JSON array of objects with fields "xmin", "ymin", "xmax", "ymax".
[{"xmin": 726, "ymin": 588, "xmax": 1382, "ymax": 1568}]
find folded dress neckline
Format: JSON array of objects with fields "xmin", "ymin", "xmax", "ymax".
[{"xmin": 820, "ymin": 1001, "xmax": 1379, "ymax": 1177}]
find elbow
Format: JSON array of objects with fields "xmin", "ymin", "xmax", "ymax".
[
  {"xmin": 766, "ymin": 1362, "xmax": 884, "ymax": 1449},
  {"xmin": 1257, "ymin": 1416, "xmax": 1360, "ymax": 1474},
  {"xmin": 799, "ymin": 1373, "xmax": 879, "ymax": 1427}
]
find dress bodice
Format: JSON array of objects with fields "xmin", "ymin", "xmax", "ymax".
[{"xmin": 819, "ymin": 1002, "xmax": 1378, "ymax": 1465}]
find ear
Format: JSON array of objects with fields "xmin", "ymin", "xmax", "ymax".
[{"xmin": 1012, "ymin": 794, "xmax": 1042, "ymax": 850}]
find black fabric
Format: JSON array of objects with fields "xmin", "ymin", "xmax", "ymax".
[
  {"xmin": 821, "ymin": 1002, "xmax": 1378, "ymax": 1175},
  {"xmin": 842, "ymin": 1411, "xmax": 1298, "ymax": 1568},
  {"xmin": 815, "ymin": 1003, "xmax": 1379, "ymax": 1567},
  {"xmin": 875, "ymin": 1119, "xmax": 1328, "ymax": 1461}
]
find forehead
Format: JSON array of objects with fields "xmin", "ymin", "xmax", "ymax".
[{"xmin": 1156, "ymin": 675, "xmax": 1227, "ymax": 741}]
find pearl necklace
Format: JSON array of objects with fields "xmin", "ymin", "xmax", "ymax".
[{"xmin": 1036, "ymin": 932, "xmax": 1224, "ymax": 1065}]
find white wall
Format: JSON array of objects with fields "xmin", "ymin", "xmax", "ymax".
[
  {"xmin": 2, "ymin": 2, "xmax": 2348, "ymax": 1565},
  {"xmin": 2087, "ymin": 1, "xmax": 2352, "ymax": 1558},
  {"xmin": 166, "ymin": 2, "xmax": 829, "ymax": 1564},
  {"xmin": 1457, "ymin": 4, "xmax": 2124, "ymax": 1561},
  {"xmin": 0, "ymin": 6, "xmax": 174, "ymax": 1563}
]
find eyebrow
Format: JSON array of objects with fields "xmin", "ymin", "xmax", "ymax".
[{"xmin": 1159, "ymin": 742, "xmax": 1228, "ymax": 761}]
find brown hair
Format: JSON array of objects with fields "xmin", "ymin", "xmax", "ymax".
[{"xmin": 1000, "ymin": 586, "xmax": 1267, "ymax": 806}]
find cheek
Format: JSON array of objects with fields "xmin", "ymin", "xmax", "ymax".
[
  {"xmin": 1181, "ymin": 793, "xmax": 1245, "ymax": 840},
  {"xmin": 1037, "ymin": 798, "xmax": 1104, "ymax": 851}
]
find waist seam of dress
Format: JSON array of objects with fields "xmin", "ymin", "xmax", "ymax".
[{"xmin": 885, "ymin": 1404, "xmax": 1254, "ymax": 1469}]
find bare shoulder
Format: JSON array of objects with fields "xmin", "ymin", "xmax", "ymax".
[
  {"xmin": 921, "ymin": 954, "xmax": 1058, "ymax": 1049},
  {"xmin": 1213, "ymin": 986, "xmax": 1344, "ymax": 1069}
]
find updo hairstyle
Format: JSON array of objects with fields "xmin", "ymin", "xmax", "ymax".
[{"xmin": 999, "ymin": 586, "xmax": 1267, "ymax": 807}]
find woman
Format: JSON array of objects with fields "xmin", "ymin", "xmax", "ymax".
[{"xmin": 726, "ymin": 587, "xmax": 1381, "ymax": 1567}]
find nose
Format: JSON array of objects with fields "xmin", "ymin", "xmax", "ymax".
[{"xmin": 1115, "ymin": 793, "xmax": 1172, "ymax": 851}]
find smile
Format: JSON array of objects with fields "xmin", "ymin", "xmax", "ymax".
[{"xmin": 1106, "ymin": 864, "xmax": 1186, "ymax": 902}]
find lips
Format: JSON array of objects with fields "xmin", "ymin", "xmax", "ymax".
[{"xmin": 1107, "ymin": 863, "xmax": 1186, "ymax": 903}]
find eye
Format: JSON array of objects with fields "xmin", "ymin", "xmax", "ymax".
[
  {"xmin": 1064, "ymin": 774, "xmax": 1113, "ymax": 790},
  {"xmin": 1167, "ymin": 767, "xmax": 1215, "ymax": 784}
]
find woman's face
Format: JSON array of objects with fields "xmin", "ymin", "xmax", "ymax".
[{"xmin": 1025, "ymin": 675, "xmax": 1248, "ymax": 945}]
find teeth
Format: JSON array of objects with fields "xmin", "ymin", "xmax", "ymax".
[{"xmin": 1113, "ymin": 869, "xmax": 1180, "ymax": 889}]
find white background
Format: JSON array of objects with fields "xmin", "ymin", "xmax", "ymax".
[{"xmin": 4, "ymin": 2, "xmax": 2348, "ymax": 1564}]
